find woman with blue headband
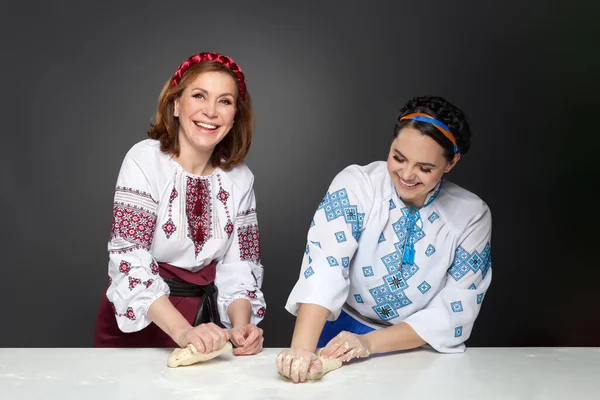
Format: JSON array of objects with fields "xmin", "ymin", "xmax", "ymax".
[{"xmin": 277, "ymin": 96, "xmax": 492, "ymax": 382}]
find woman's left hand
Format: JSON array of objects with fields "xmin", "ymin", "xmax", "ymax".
[
  {"xmin": 319, "ymin": 331, "xmax": 371, "ymax": 362},
  {"xmin": 229, "ymin": 323, "xmax": 264, "ymax": 356}
]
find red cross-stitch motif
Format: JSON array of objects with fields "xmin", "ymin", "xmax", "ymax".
[
  {"xmin": 150, "ymin": 261, "xmax": 159, "ymax": 275},
  {"xmin": 128, "ymin": 276, "xmax": 142, "ymax": 290},
  {"xmin": 238, "ymin": 224, "xmax": 260, "ymax": 261},
  {"xmin": 256, "ymin": 307, "xmax": 265, "ymax": 317},
  {"xmin": 111, "ymin": 191, "xmax": 157, "ymax": 252},
  {"xmin": 186, "ymin": 177, "xmax": 212, "ymax": 255},
  {"xmin": 119, "ymin": 261, "xmax": 131, "ymax": 274}
]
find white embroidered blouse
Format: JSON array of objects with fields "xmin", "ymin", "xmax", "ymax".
[
  {"xmin": 106, "ymin": 139, "xmax": 265, "ymax": 332},
  {"xmin": 285, "ymin": 161, "xmax": 492, "ymax": 353}
]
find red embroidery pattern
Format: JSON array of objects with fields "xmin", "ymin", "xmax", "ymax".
[
  {"xmin": 111, "ymin": 195, "xmax": 157, "ymax": 253},
  {"xmin": 217, "ymin": 174, "xmax": 233, "ymax": 238},
  {"xmin": 238, "ymin": 224, "xmax": 260, "ymax": 261},
  {"xmin": 256, "ymin": 307, "xmax": 265, "ymax": 317},
  {"xmin": 110, "ymin": 302, "xmax": 136, "ymax": 321},
  {"xmin": 217, "ymin": 188, "xmax": 229, "ymax": 204},
  {"xmin": 150, "ymin": 261, "xmax": 159, "ymax": 275},
  {"xmin": 163, "ymin": 185, "xmax": 178, "ymax": 238},
  {"xmin": 247, "ymin": 290, "xmax": 257, "ymax": 299},
  {"xmin": 145, "ymin": 279, "xmax": 154, "ymax": 288},
  {"xmin": 128, "ymin": 276, "xmax": 142, "ymax": 290},
  {"xmin": 225, "ymin": 221, "xmax": 234, "ymax": 237},
  {"xmin": 186, "ymin": 177, "xmax": 212, "ymax": 255},
  {"xmin": 119, "ymin": 261, "xmax": 131, "ymax": 274},
  {"xmin": 237, "ymin": 208, "xmax": 256, "ymax": 217}
]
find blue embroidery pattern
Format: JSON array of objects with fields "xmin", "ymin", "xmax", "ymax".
[
  {"xmin": 477, "ymin": 293, "xmax": 484, "ymax": 304},
  {"xmin": 451, "ymin": 301, "xmax": 464, "ymax": 312},
  {"xmin": 389, "ymin": 199, "xmax": 396, "ymax": 210},
  {"xmin": 362, "ymin": 266, "xmax": 374, "ymax": 277},
  {"xmin": 378, "ymin": 232, "xmax": 386, "ymax": 243},
  {"xmin": 368, "ymin": 213, "xmax": 426, "ymax": 321},
  {"xmin": 341, "ymin": 257, "xmax": 350, "ymax": 268},
  {"xmin": 455, "ymin": 326, "xmax": 463, "ymax": 337},
  {"xmin": 425, "ymin": 244, "xmax": 436, "ymax": 256},
  {"xmin": 327, "ymin": 256, "xmax": 339, "ymax": 266},
  {"xmin": 428, "ymin": 212, "xmax": 439, "ymax": 223},
  {"xmin": 354, "ymin": 294, "xmax": 364, "ymax": 303},
  {"xmin": 468, "ymin": 283, "xmax": 477, "ymax": 290},
  {"xmin": 318, "ymin": 188, "xmax": 364, "ymax": 241},
  {"xmin": 418, "ymin": 281, "xmax": 431, "ymax": 293},
  {"xmin": 335, "ymin": 231, "xmax": 347, "ymax": 243},
  {"xmin": 304, "ymin": 267, "xmax": 314, "ymax": 278},
  {"xmin": 448, "ymin": 242, "xmax": 492, "ymax": 281}
]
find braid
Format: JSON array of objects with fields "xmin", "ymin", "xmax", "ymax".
[
  {"xmin": 397, "ymin": 96, "xmax": 471, "ymax": 155},
  {"xmin": 171, "ymin": 52, "xmax": 246, "ymax": 100}
]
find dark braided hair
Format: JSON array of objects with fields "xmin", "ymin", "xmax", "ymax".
[{"xmin": 394, "ymin": 96, "xmax": 471, "ymax": 161}]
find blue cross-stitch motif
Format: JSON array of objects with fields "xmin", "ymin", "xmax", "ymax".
[
  {"xmin": 304, "ymin": 267, "xmax": 314, "ymax": 279},
  {"xmin": 389, "ymin": 199, "xmax": 396, "ymax": 210},
  {"xmin": 378, "ymin": 232, "xmax": 386, "ymax": 243},
  {"xmin": 469, "ymin": 283, "xmax": 477, "ymax": 290},
  {"xmin": 310, "ymin": 219, "xmax": 315, "ymax": 227},
  {"xmin": 477, "ymin": 293, "xmax": 484, "ymax": 304},
  {"xmin": 368, "ymin": 207, "xmax": 427, "ymax": 321},
  {"xmin": 451, "ymin": 301, "xmax": 464, "ymax": 312},
  {"xmin": 335, "ymin": 231, "xmax": 347, "ymax": 243},
  {"xmin": 318, "ymin": 188, "xmax": 364, "ymax": 241},
  {"xmin": 310, "ymin": 240, "xmax": 321, "ymax": 248},
  {"xmin": 455, "ymin": 326, "xmax": 463, "ymax": 337},
  {"xmin": 354, "ymin": 294, "xmax": 364, "ymax": 303},
  {"xmin": 362, "ymin": 266, "xmax": 374, "ymax": 277},
  {"xmin": 428, "ymin": 212, "xmax": 439, "ymax": 223},
  {"xmin": 341, "ymin": 257, "xmax": 350, "ymax": 268},
  {"xmin": 448, "ymin": 242, "xmax": 492, "ymax": 281},
  {"xmin": 308, "ymin": 256, "xmax": 312, "ymax": 264},
  {"xmin": 305, "ymin": 244, "xmax": 309, "ymax": 254},
  {"xmin": 327, "ymin": 256, "xmax": 339, "ymax": 266},
  {"xmin": 425, "ymin": 244, "xmax": 436, "ymax": 256}
]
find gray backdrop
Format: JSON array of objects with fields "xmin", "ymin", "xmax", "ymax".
[{"xmin": 1, "ymin": 0, "xmax": 597, "ymax": 347}]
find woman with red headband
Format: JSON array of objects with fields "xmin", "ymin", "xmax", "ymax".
[
  {"xmin": 94, "ymin": 52, "xmax": 265, "ymax": 356},
  {"xmin": 277, "ymin": 96, "xmax": 492, "ymax": 382}
]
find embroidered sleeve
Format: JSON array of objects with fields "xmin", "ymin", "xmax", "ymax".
[
  {"xmin": 214, "ymin": 175, "xmax": 266, "ymax": 328},
  {"xmin": 105, "ymin": 155, "xmax": 170, "ymax": 333},
  {"xmin": 402, "ymin": 204, "xmax": 492, "ymax": 353},
  {"xmin": 285, "ymin": 166, "xmax": 373, "ymax": 320}
]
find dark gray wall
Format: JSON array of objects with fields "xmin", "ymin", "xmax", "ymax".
[{"xmin": 1, "ymin": 0, "xmax": 597, "ymax": 347}]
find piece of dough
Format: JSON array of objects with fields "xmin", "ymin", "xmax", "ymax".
[
  {"xmin": 306, "ymin": 356, "xmax": 342, "ymax": 380},
  {"xmin": 279, "ymin": 353, "xmax": 342, "ymax": 380},
  {"xmin": 167, "ymin": 341, "xmax": 232, "ymax": 368}
]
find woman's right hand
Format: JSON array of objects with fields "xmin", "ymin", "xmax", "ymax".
[
  {"xmin": 276, "ymin": 347, "xmax": 323, "ymax": 383},
  {"xmin": 177, "ymin": 322, "xmax": 230, "ymax": 353}
]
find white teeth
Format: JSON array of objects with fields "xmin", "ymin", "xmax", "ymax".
[
  {"xmin": 195, "ymin": 122, "xmax": 217, "ymax": 129},
  {"xmin": 401, "ymin": 179, "xmax": 418, "ymax": 187}
]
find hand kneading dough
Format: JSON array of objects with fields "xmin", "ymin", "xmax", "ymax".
[
  {"xmin": 167, "ymin": 341, "xmax": 232, "ymax": 368},
  {"xmin": 306, "ymin": 356, "xmax": 342, "ymax": 380},
  {"xmin": 279, "ymin": 354, "xmax": 342, "ymax": 380}
]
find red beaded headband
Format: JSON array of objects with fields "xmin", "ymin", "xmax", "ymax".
[{"xmin": 171, "ymin": 52, "xmax": 246, "ymax": 100}]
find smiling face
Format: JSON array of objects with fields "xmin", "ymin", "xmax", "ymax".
[
  {"xmin": 387, "ymin": 127, "xmax": 460, "ymax": 207},
  {"xmin": 173, "ymin": 71, "xmax": 237, "ymax": 158}
]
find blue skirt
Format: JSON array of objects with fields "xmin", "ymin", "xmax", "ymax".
[{"xmin": 317, "ymin": 310, "xmax": 375, "ymax": 348}]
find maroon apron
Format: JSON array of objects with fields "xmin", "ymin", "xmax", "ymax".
[{"xmin": 94, "ymin": 262, "xmax": 218, "ymax": 348}]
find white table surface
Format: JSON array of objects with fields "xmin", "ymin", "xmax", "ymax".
[{"xmin": 1, "ymin": 347, "xmax": 599, "ymax": 399}]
